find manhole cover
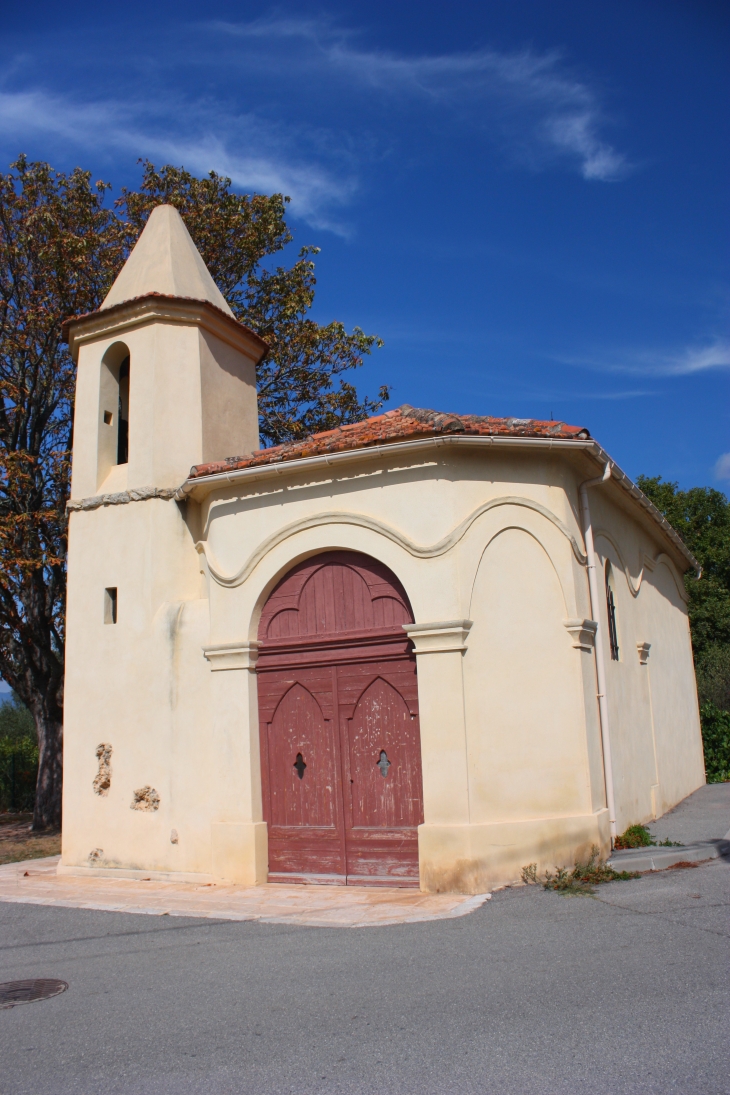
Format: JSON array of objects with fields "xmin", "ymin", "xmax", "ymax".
[{"xmin": 0, "ymin": 979, "xmax": 68, "ymax": 1009}]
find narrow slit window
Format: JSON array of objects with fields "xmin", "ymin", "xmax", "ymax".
[
  {"xmin": 104, "ymin": 587, "xmax": 118, "ymax": 625},
  {"xmin": 605, "ymin": 564, "xmax": 619, "ymax": 661},
  {"xmin": 117, "ymin": 357, "xmax": 129, "ymax": 465}
]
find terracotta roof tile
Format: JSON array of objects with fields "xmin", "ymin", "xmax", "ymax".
[{"xmin": 189, "ymin": 404, "xmax": 591, "ymax": 480}]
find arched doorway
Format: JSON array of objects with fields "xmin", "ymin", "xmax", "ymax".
[{"xmin": 257, "ymin": 551, "xmax": 424, "ymax": 886}]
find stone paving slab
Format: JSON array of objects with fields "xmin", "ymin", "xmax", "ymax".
[{"xmin": 0, "ymin": 857, "xmax": 491, "ymax": 928}]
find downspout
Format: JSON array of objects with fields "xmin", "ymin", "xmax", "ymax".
[{"xmin": 580, "ymin": 462, "xmax": 617, "ymax": 845}]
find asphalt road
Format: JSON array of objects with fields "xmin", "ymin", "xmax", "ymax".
[{"xmin": 0, "ymin": 849, "xmax": 728, "ymax": 1095}]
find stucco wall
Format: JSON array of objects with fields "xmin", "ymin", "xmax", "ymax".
[{"xmin": 586, "ymin": 486, "xmax": 705, "ymax": 830}]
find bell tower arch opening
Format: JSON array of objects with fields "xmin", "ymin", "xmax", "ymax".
[{"xmin": 97, "ymin": 342, "xmax": 130, "ymax": 487}]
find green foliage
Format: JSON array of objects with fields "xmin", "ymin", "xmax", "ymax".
[
  {"xmin": 699, "ymin": 702, "xmax": 730, "ymax": 783},
  {"xmin": 614, "ymin": 824, "xmax": 653, "ymax": 849},
  {"xmin": 637, "ymin": 476, "xmax": 730, "ymax": 778},
  {"xmin": 0, "ymin": 693, "xmax": 35, "ymax": 741},
  {"xmin": 0, "ymin": 696, "xmax": 38, "ymax": 811},
  {"xmin": 614, "ymin": 823, "xmax": 682, "ymax": 849},
  {"xmin": 522, "ymin": 847, "xmax": 641, "ymax": 896}
]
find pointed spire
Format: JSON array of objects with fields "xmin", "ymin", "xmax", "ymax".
[{"xmin": 101, "ymin": 205, "xmax": 234, "ymax": 317}]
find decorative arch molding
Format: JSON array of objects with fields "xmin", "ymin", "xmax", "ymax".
[
  {"xmin": 594, "ymin": 530, "xmax": 689, "ymax": 603},
  {"xmin": 651, "ymin": 553, "xmax": 690, "ymax": 604},
  {"xmin": 196, "ymin": 496, "xmax": 587, "ymax": 589},
  {"xmin": 467, "ymin": 524, "xmax": 571, "ymax": 618}
]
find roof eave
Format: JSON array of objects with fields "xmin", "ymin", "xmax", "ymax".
[
  {"xmin": 62, "ymin": 293, "xmax": 268, "ymax": 364},
  {"xmin": 176, "ymin": 433, "xmax": 698, "ymax": 572}
]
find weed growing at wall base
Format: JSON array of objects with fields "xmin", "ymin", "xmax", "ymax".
[
  {"xmin": 614, "ymin": 824, "xmax": 683, "ymax": 849},
  {"xmin": 522, "ymin": 847, "xmax": 641, "ymax": 896}
]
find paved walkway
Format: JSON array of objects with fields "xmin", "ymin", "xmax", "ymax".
[
  {"xmin": 1, "ymin": 784, "xmax": 726, "ymax": 930},
  {"xmin": 647, "ymin": 780, "xmax": 730, "ymax": 844},
  {"xmin": 0, "ymin": 857, "xmax": 490, "ymax": 928}
]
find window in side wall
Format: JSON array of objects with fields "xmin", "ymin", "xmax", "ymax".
[{"xmin": 605, "ymin": 561, "xmax": 620, "ymax": 661}]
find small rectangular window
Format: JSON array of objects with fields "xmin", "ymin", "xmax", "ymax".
[
  {"xmin": 103, "ymin": 410, "xmax": 113, "ymax": 426},
  {"xmin": 104, "ymin": 587, "xmax": 118, "ymax": 625}
]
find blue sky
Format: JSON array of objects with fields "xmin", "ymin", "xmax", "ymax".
[{"xmin": 2, "ymin": 0, "xmax": 728, "ymax": 489}]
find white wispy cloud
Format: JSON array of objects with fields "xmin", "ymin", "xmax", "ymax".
[
  {"xmin": 209, "ymin": 17, "xmax": 629, "ymax": 181},
  {"xmin": 0, "ymin": 16, "xmax": 629, "ymax": 232},
  {"xmin": 715, "ymin": 454, "xmax": 730, "ymax": 482},
  {"xmin": 554, "ymin": 339, "xmax": 730, "ymax": 376},
  {"xmin": 0, "ymin": 88, "xmax": 356, "ymax": 232}
]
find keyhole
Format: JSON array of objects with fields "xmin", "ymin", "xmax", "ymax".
[
  {"xmin": 294, "ymin": 752, "xmax": 307, "ymax": 780},
  {"xmin": 377, "ymin": 750, "xmax": 391, "ymax": 778}
]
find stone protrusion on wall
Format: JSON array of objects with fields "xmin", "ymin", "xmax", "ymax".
[
  {"xmin": 131, "ymin": 785, "xmax": 161, "ymax": 812},
  {"xmin": 637, "ymin": 642, "xmax": 652, "ymax": 665},
  {"xmin": 563, "ymin": 618, "xmax": 598, "ymax": 652},
  {"xmin": 92, "ymin": 743, "xmax": 113, "ymax": 796}
]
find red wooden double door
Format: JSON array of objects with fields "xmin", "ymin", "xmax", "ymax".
[{"xmin": 257, "ymin": 552, "xmax": 424, "ymax": 886}]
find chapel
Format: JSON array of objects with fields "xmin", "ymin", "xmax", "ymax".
[{"xmin": 59, "ymin": 205, "xmax": 706, "ymax": 893}]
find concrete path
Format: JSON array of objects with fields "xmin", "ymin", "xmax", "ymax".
[
  {"xmin": 646, "ymin": 781, "xmax": 730, "ymax": 844},
  {"xmin": 0, "ymin": 857, "xmax": 490, "ymax": 928},
  {"xmin": 609, "ymin": 782, "xmax": 730, "ymax": 872}
]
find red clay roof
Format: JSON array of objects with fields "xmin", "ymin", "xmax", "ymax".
[{"xmin": 189, "ymin": 404, "xmax": 591, "ymax": 480}]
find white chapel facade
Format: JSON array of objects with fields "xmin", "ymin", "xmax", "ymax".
[{"xmin": 59, "ymin": 205, "xmax": 706, "ymax": 893}]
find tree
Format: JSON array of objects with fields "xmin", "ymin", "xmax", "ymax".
[
  {"xmin": 0, "ymin": 157, "xmax": 127, "ymax": 829},
  {"xmin": 638, "ymin": 476, "xmax": 730, "ymax": 780},
  {"xmin": 0, "ymin": 156, "xmax": 387, "ymax": 830}
]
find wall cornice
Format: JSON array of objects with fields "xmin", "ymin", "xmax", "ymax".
[{"xmin": 64, "ymin": 294, "xmax": 268, "ymax": 363}]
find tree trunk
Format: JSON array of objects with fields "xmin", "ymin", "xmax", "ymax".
[{"xmin": 31, "ymin": 701, "xmax": 63, "ymax": 832}]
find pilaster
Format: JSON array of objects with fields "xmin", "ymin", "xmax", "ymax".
[{"xmin": 403, "ymin": 620, "xmax": 472, "ymax": 827}]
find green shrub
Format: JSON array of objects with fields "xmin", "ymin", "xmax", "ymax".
[
  {"xmin": 0, "ymin": 736, "xmax": 39, "ymax": 812},
  {"xmin": 701, "ymin": 702, "xmax": 730, "ymax": 782},
  {"xmin": 0, "ymin": 693, "xmax": 36, "ymax": 742},
  {"xmin": 0, "ymin": 694, "xmax": 38, "ymax": 812},
  {"xmin": 614, "ymin": 824, "xmax": 653, "ymax": 849}
]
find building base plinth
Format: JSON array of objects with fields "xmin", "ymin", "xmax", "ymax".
[{"xmin": 418, "ymin": 811, "xmax": 610, "ymax": 894}]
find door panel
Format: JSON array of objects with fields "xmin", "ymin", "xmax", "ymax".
[
  {"xmin": 348, "ymin": 677, "xmax": 422, "ymax": 829},
  {"xmin": 343, "ymin": 671, "xmax": 423, "ymax": 881},
  {"xmin": 263, "ymin": 673, "xmax": 345, "ymax": 879}
]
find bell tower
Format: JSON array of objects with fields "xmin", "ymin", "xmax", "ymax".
[
  {"xmin": 65, "ymin": 204, "xmax": 267, "ymax": 499},
  {"xmin": 60, "ymin": 207, "xmax": 268, "ymax": 880}
]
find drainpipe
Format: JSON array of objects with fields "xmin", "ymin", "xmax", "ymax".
[{"xmin": 580, "ymin": 462, "xmax": 617, "ymax": 846}]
